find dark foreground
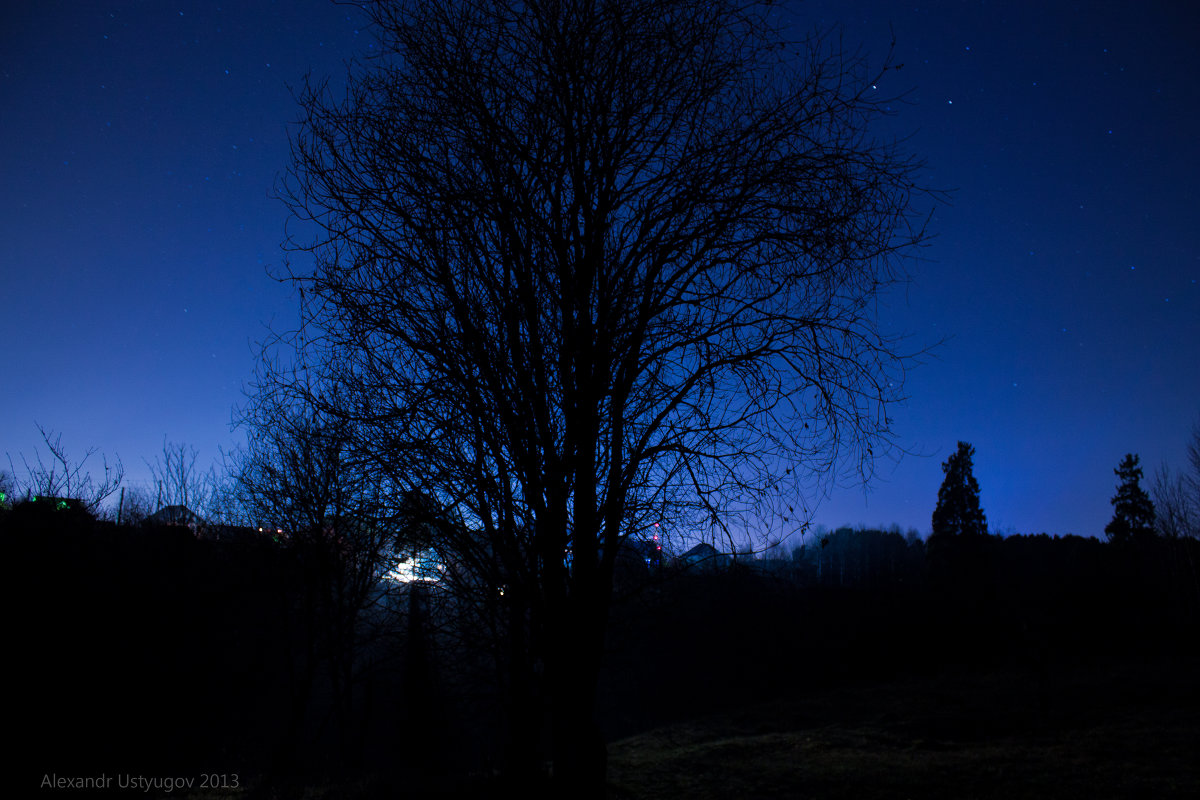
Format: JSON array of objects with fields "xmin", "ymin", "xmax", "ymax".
[
  {"xmin": 12, "ymin": 513, "xmax": 1198, "ymax": 798},
  {"xmin": 606, "ymin": 656, "xmax": 1200, "ymax": 800},
  {"xmin": 160, "ymin": 655, "xmax": 1196, "ymax": 799}
]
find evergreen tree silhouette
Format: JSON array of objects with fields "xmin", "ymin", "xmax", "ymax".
[
  {"xmin": 1104, "ymin": 453, "xmax": 1156, "ymax": 544},
  {"xmin": 931, "ymin": 441, "xmax": 988, "ymax": 538}
]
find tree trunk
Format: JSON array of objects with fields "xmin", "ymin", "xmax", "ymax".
[
  {"xmin": 549, "ymin": 603, "xmax": 608, "ymax": 798},
  {"xmin": 503, "ymin": 596, "xmax": 543, "ymax": 785}
]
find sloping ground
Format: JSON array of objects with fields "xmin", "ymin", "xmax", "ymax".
[{"xmin": 606, "ymin": 658, "xmax": 1200, "ymax": 800}]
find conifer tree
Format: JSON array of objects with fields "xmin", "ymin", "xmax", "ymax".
[
  {"xmin": 1104, "ymin": 453, "xmax": 1156, "ymax": 544},
  {"xmin": 931, "ymin": 441, "xmax": 988, "ymax": 538}
]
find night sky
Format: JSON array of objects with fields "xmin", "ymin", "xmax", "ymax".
[{"xmin": 3, "ymin": 1, "xmax": 1197, "ymax": 540}]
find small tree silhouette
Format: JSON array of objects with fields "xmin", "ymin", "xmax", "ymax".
[
  {"xmin": 6, "ymin": 424, "xmax": 123, "ymax": 514},
  {"xmin": 931, "ymin": 441, "xmax": 988, "ymax": 538},
  {"xmin": 1105, "ymin": 453, "xmax": 1156, "ymax": 544},
  {"xmin": 1153, "ymin": 418, "xmax": 1200, "ymax": 539}
]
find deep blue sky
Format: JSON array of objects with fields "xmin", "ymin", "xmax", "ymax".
[{"xmin": 3, "ymin": 1, "xmax": 1197, "ymax": 539}]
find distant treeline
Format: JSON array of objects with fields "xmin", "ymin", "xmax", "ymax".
[{"xmin": 604, "ymin": 525, "xmax": 1200, "ymax": 737}]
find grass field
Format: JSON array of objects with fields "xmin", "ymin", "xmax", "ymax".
[
  {"xmin": 171, "ymin": 656, "xmax": 1198, "ymax": 799},
  {"xmin": 605, "ymin": 657, "xmax": 1200, "ymax": 799}
]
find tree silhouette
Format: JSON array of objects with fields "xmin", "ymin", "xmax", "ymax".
[
  {"xmin": 1153, "ymin": 419, "xmax": 1200, "ymax": 539},
  {"xmin": 268, "ymin": 0, "xmax": 929, "ymax": 790},
  {"xmin": 1105, "ymin": 453, "xmax": 1156, "ymax": 544},
  {"xmin": 931, "ymin": 441, "xmax": 988, "ymax": 538},
  {"xmin": 146, "ymin": 439, "xmax": 216, "ymax": 520},
  {"xmin": 5, "ymin": 424, "xmax": 123, "ymax": 514},
  {"xmin": 114, "ymin": 485, "xmax": 155, "ymax": 527},
  {"xmin": 230, "ymin": 396, "xmax": 409, "ymax": 768},
  {"xmin": 0, "ymin": 469, "xmax": 11, "ymax": 509}
]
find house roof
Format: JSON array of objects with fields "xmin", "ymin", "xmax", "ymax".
[
  {"xmin": 681, "ymin": 542, "xmax": 721, "ymax": 560},
  {"xmin": 147, "ymin": 504, "xmax": 203, "ymax": 526}
]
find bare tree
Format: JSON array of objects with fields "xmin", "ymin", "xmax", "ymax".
[
  {"xmin": 6, "ymin": 424, "xmax": 124, "ymax": 513},
  {"xmin": 129, "ymin": 486, "xmax": 157, "ymax": 526},
  {"xmin": 0, "ymin": 469, "xmax": 12, "ymax": 509},
  {"xmin": 109, "ymin": 485, "xmax": 156, "ymax": 527},
  {"xmin": 146, "ymin": 440, "xmax": 216, "ymax": 519},
  {"xmin": 1154, "ymin": 418, "xmax": 1200, "ymax": 539},
  {"xmin": 1152, "ymin": 419, "xmax": 1200, "ymax": 628},
  {"xmin": 230, "ymin": 394, "xmax": 406, "ymax": 765},
  {"xmin": 270, "ymin": 0, "xmax": 929, "ymax": 789}
]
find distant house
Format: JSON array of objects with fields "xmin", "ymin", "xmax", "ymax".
[
  {"xmin": 27, "ymin": 495, "xmax": 87, "ymax": 513},
  {"xmin": 678, "ymin": 542, "xmax": 732, "ymax": 572},
  {"xmin": 11, "ymin": 495, "xmax": 92, "ymax": 523},
  {"xmin": 146, "ymin": 504, "xmax": 204, "ymax": 531}
]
